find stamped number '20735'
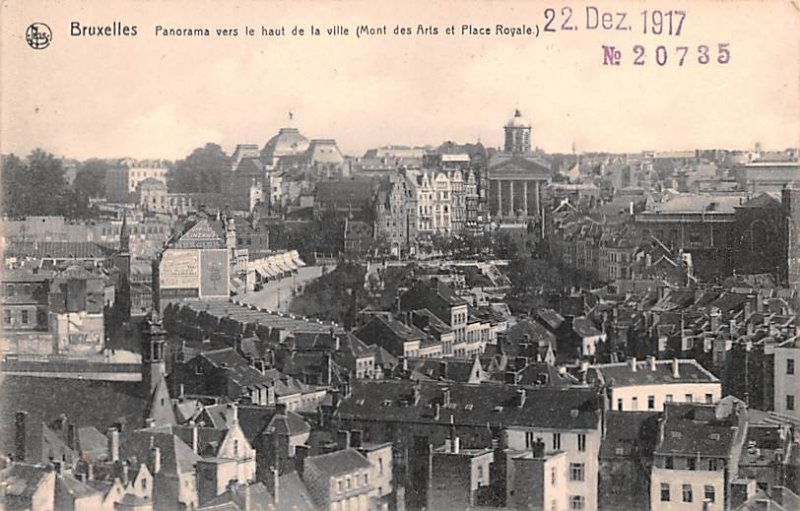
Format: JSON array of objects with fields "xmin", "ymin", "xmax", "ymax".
[{"xmin": 603, "ymin": 43, "xmax": 731, "ymax": 66}]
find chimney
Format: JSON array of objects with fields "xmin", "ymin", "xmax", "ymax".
[
  {"xmin": 672, "ymin": 358, "xmax": 680, "ymax": 378},
  {"xmin": 442, "ymin": 388, "xmax": 451, "ymax": 406},
  {"xmin": 295, "ymin": 445, "xmax": 309, "ymax": 475},
  {"xmin": 336, "ymin": 430, "xmax": 351, "ymax": 450},
  {"xmin": 350, "ymin": 430, "xmax": 363, "ymax": 448},
  {"xmin": 107, "ymin": 427, "xmax": 120, "ymax": 462},
  {"xmin": 15, "ymin": 411, "xmax": 27, "ymax": 462},
  {"xmin": 439, "ymin": 361, "xmax": 448, "ymax": 380},
  {"xmin": 190, "ymin": 420, "xmax": 199, "ymax": 454},
  {"xmin": 149, "ymin": 446, "xmax": 161, "ymax": 475},
  {"xmin": 271, "ymin": 467, "xmax": 280, "ymax": 505},
  {"xmin": 226, "ymin": 403, "xmax": 238, "ymax": 425},
  {"xmin": 179, "ymin": 384, "xmax": 185, "ymax": 400},
  {"xmin": 628, "ymin": 357, "xmax": 637, "ymax": 372},
  {"xmin": 121, "ymin": 463, "xmax": 130, "ymax": 485},
  {"xmin": 86, "ymin": 462, "xmax": 94, "ymax": 481},
  {"xmin": 145, "ymin": 418, "xmax": 156, "ymax": 429},
  {"xmin": 647, "ymin": 356, "xmax": 657, "ymax": 371},
  {"xmin": 729, "ymin": 319, "xmax": 737, "ymax": 337},
  {"xmin": 580, "ymin": 359, "xmax": 590, "ymax": 374},
  {"xmin": 401, "ymin": 356, "xmax": 408, "ymax": 373},
  {"xmin": 275, "ymin": 402, "xmax": 287, "ymax": 416},
  {"xmin": 433, "ymin": 403, "xmax": 441, "ymax": 420},
  {"xmin": 532, "ymin": 437, "xmax": 545, "ymax": 458},
  {"xmin": 451, "ymin": 436, "xmax": 461, "ymax": 454},
  {"xmin": 53, "ymin": 460, "xmax": 62, "ymax": 474},
  {"xmin": 67, "ymin": 423, "xmax": 77, "ymax": 451},
  {"xmin": 516, "ymin": 388, "xmax": 527, "ymax": 408}
]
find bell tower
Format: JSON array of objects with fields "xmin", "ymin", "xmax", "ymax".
[{"xmin": 142, "ymin": 312, "xmax": 167, "ymax": 398}]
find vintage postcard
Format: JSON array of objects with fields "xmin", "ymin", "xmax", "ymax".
[{"xmin": 1, "ymin": 1, "xmax": 799, "ymax": 510}]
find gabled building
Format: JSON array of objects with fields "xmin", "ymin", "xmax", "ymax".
[{"xmin": 302, "ymin": 448, "xmax": 375, "ymax": 511}]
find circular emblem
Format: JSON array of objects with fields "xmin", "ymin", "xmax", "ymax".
[{"xmin": 25, "ymin": 23, "xmax": 52, "ymax": 50}]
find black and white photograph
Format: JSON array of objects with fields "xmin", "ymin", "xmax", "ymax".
[{"xmin": 0, "ymin": 1, "xmax": 799, "ymax": 509}]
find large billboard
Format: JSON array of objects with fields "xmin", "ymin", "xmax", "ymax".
[
  {"xmin": 159, "ymin": 249, "xmax": 200, "ymax": 289},
  {"xmin": 200, "ymin": 249, "xmax": 229, "ymax": 298}
]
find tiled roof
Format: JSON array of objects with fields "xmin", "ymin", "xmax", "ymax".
[
  {"xmin": 572, "ymin": 317, "xmax": 603, "ymax": 338},
  {"xmin": 507, "ymin": 319, "xmax": 556, "ymax": 347},
  {"xmin": 56, "ymin": 473, "xmax": 99, "ymax": 499},
  {"xmin": 277, "ymin": 472, "xmax": 317, "ymax": 511},
  {"xmin": 124, "ymin": 428, "xmax": 202, "ymax": 475},
  {"xmin": 5, "ymin": 241, "xmax": 115, "ymax": 259},
  {"xmin": 305, "ymin": 448, "xmax": 372, "ymax": 478},
  {"xmin": 655, "ymin": 402, "xmax": 741, "ymax": 457},
  {"xmin": 335, "ymin": 381, "xmax": 602, "ymax": 431},
  {"xmin": 589, "ymin": 359, "xmax": 718, "ymax": 387},
  {"xmin": 536, "ymin": 309, "xmax": 565, "ymax": 330},
  {"xmin": 0, "ymin": 376, "xmax": 148, "ymax": 456},
  {"xmin": 599, "ymin": 411, "xmax": 659, "ymax": 459},
  {"xmin": 265, "ymin": 410, "xmax": 311, "ymax": 437},
  {"xmin": 0, "ymin": 463, "xmax": 52, "ymax": 499}
]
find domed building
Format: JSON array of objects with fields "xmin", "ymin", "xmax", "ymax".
[
  {"xmin": 504, "ymin": 109, "xmax": 532, "ymax": 154},
  {"xmin": 260, "ymin": 127, "xmax": 311, "ymax": 166},
  {"xmin": 488, "ymin": 109, "xmax": 552, "ymax": 223}
]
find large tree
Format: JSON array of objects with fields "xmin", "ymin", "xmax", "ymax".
[
  {"xmin": 2, "ymin": 150, "xmax": 71, "ymax": 217},
  {"xmin": 73, "ymin": 158, "xmax": 110, "ymax": 198},
  {"xmin": 167, "ymin": 143, "xmax": 230, "ymax": 193}
]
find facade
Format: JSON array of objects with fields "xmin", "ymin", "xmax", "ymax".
[
  {"xmin": 374, "ymin": 171, "xmax": 416, "ymax": 256},
  {"xmin": 105, "ymin": 161, "xmax": 169, "ymax": 203},
  {"xmin": 650, "ymin": 399, "xmax": 748, "ymax": 511},
  {"xmin": 773, "ymin": 337, "xmax": 798, "ymax": 421},
  {"xmin": 590, "ymin": 357, "xmax": 722, "ymax": 412},
  {"xmin": 302, "ymin": 448, "xmax": 375, "ymax": 511},
  {"xmin": 153, "ymin": 217, "xmax": 230, "ymax": 311},
  {"xmin": 487, "ymin": 111, "xmax": 551, "ymax": 222}
]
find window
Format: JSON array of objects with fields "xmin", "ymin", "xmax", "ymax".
[
  {"xmin": 569, "ymin": 463, "xmax": 585, "ymax": 481},
  {"xmin": 21, "ymin": 310, "xmax": 29, "ymax": 324},
  {"xmin": 378, "ymin": 458, "xmax": 384, "ymax": 475},
  {"xmin": 142, "ymin": 478, "xmax": 147, "ymax": 490},
  {"xmin": 705, "ymin": 393, "xmax": 714, "ymax": 404},
  {"xmin": 4, "ymin": 310, "xmax": 12, "ymax": 325},
  {"xmin": 553, "ymin": 433, "xmax": 561, "ymax": 450},
  {"xmin": 660, "ymin": 483, "xmax": 670, "ymax": 502},
  {"xmin": 787, "ymin": 395, "xmax": 795, "ymax": 411},
  {"xmin": 346, "ymin": 477, "xmax": 351, "ymax": 489},
  {"xmin": 704, "ymin": 485, "xmax": 715, "ymax": 503},
  {"xmin": 666, "ymin": 394, "xmax": 673, "ymax": 403},
  {"xmin": 682, "ymin": 484, "xmax": 693, "ymax": 503},
  {"xmin": 6, "ymin": 284, "xmax": 14, "ymax": 296},
  {"xmin": 708, "ymin": 459, "xmax": 719, "ymax": 471},
  {"xmin": 788, "ymin": 358, "xmax": 795, "ymax": 375},
  {"xmin": 685, "ymin": 394, "xmax": 693, "ymax": 403},
  {"xmin": 631, "ymin": 397, "xmax": 638, "ymax": 410},
  {"xmin": 525, "ymin": 431, "xmax": 535, "ymax": 449},
  {"xmin": 338, "ymin": 480, "xmax": 343, "ymax": 492},
  {"xmin": 577, "ymin": 434, "xmax": 586, "ymax": 452},
  {"xmin": 233, "ymin": 440, "xmax": 239, "ymax": 457},
  {"xmin": 569, "ymin": 495, "xmax": 585, "ymax": 510},
  {"xmin": 648, "ymin": 395, "xmax": 655, "ymax": 410},
  {"xmin": 688, "ymin": 457, "xmax": 696, "ymax": 471},
  {"xmin": 364, "ymin": 474, "xmax": 368, "ymax": 485},
  {"xmin": 477, "ymin": 465, "xmax": 484, "ymax": 480},
  {"xmin": 551, "ymin": 467, "xmax": 556, "ymax": 485},
  {"xmin": 617, "ymin": 399, "xmax": 623, "ymax": 411},
  {"xmin": 665, "ymin": 456, "xmax": 674, "ymax": 469}
]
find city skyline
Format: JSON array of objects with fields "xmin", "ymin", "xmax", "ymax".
[{"xmin": 1, "ymin": 0, "xmax": 798, "ymax": 160}]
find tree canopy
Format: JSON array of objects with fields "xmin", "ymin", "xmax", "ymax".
[
  {"xmin": 1, "ymin": 149, "xmax": 95, "ymax": 218},
  {"xmin": 167, "ymin": 143, "xmax": 230, "ymax": 193}
]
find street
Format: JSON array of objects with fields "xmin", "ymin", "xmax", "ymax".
[{"xmin": 236, "ymin": 265, "xmax": 329, "ymax": 312}]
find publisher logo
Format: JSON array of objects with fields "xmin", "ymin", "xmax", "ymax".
[{"xmin": 26, "ymin": 23, "xmax": 52, "ymax": 50}]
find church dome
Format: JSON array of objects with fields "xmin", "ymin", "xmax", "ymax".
[
  {"xmin": 505, "ymin": 109, "xmax": 531, "ymax": 128},
  {"xmin": 261, "ymin": 127, "xmax": 310, "ymax": 164}
]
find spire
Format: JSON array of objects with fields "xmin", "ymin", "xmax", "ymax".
[{"xmin": 120, "ymin": 211, "xmax": 130, "ymax": 253}]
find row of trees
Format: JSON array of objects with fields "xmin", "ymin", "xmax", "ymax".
[{"xmin": 1, "ymin": 150, "xmax": 97, "ymax": 219}]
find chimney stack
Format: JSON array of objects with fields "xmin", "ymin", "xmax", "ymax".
[
  {"xmin": 628, "ymin": 357, "xmax": 637, "ymax": 372},
  {"xmin": 532, "ymin": 437, "xmax": 545, "ymax": 458},
  {"xmin": 350, "ymin": 430, "xmax": 363, "ymax": 448},
  {"xmin": 190, "ymin": 420, "xmax": 199, "ymax": 454},
  {"xmin": 149, "ymin": 446, "xmax": 162, "ymax": 475},
  {"xmin": 647, "ymin": 356, "xmax": 657, "ymax": 372},
  {"xmin": 336, "ymin": 430, "xmax": 351, "ymax": 450},
  {"xmin": 226, "ymin": 403, "xmax": 239, "ymax": 425},
  {"xmin": 442, "ymin": 387, "xmax": 451, "ymax": 406},
  {"xmin": 107, "ymin": 427, "xmax": 120, "ymax": 462},
  {"xmin": 271, "ymin": 467, "xmax": 280, "ymax": 505},
  {"xmin": 672, "ymin": 358, "xmax": 680, "ymax": 378},
  {"xmin": 517, "ymin": 388, "xmax": 527, "ymax": 409},
  {"xmin": 67, "ymin": 423, "xmax": 77, "ymax": 451},
  {"xmin": 15, "ymin": 411, "xmax": 27, "ymax": 462}
]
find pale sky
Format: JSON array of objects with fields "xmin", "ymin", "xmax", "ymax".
[{"xmin": 1, "ymin": 0, "xmax": 798, "ymax": 160}]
